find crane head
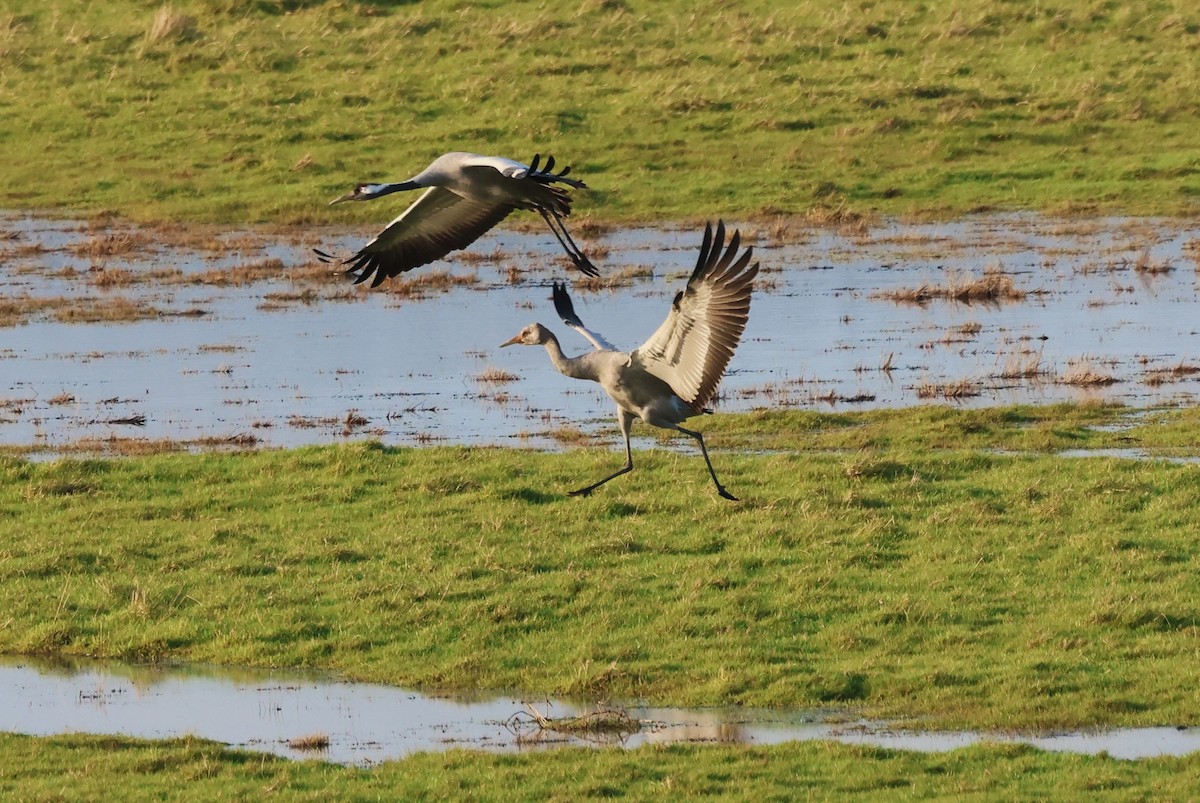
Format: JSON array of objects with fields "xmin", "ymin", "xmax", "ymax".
[
  {"xmin": 500, "ymin": 323, "xmax": 550, "ymax": 348},
  {"xmin": 329, "ymin": 183, "xmax": 384, "ymax": 205}
]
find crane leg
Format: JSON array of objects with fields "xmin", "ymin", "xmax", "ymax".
[
  {"xmin": 539, "ymin": 209, "xmax": 599, "ymax": 277},
  {"xmin": 677, "ymin": 426, "xmax": 738, "ymax": 501},
  {"xmin": 569, "ymin": 410, "xmax": 634, "ymax": 496}
]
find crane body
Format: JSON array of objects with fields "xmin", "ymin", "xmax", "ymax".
[
  {"xmin": 502, "ymin": 221, "xmax": 758, "ymax": 500},
  {"xmin": 316, "ymin": 152, "xmax": 597, "ymax": 286}
]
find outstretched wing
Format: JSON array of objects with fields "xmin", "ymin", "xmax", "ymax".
[
  {"xmin": 633, "ymin": 221, "xmax": 759, "ymax": 409},
  {"xmin": 525, "ymin": 153, "xmax": 588, "ymax": 190},
  {"xmin": 315, "ymin": 186, "xmax": 515, "ymax": 288},
  {"xmin": 552, "ymin": 282, "xmax": 617, "ymax": 351}
]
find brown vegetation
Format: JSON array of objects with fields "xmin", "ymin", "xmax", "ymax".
[
  {"xmin": 993, "ymin": 350, "xmax": 1050, "ymax": 381},
  {"xmin": 1143, "ymin": 361, "xmax": 1200, "ymax": 387},
  {"xmin": 880, "ymin": 267, "xmax": 1028, "ymax": 305},
  {"xmin": 286, "ymin": 732, "xmax": 330, "ymax": 752},
  {"xmin": 915, "ymin": 379, "xmax": 980, "ymax": 399},
  {"xmin": 572, "ymin": 265, "xmax": 654, "ymax": 292},
  {"xmin": 1059, "ymin": 358, "xmax": 1118, "ymax": 387},
  {"xmin": 475, "ymin": 367, "xmax": 521, "ymax": 384}
]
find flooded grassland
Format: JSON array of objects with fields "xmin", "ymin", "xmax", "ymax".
[{"xmin": 3, "ymin": 212, "xmax": 1200, "ymax": 457}]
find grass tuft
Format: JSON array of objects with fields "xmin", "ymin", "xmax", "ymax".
[
  {"xmin": 143, "ymin": 5, "xmax": 198, "ymax": 47},
  {"xmin": 1059, "ymin": 358, "xmax": 1118, "ymax": 387},
  {"xmin": 286, "ymin": 732, "xmax": 330, "ymax": 752},
  {"xmin": 881, "ymin": 268, "xmax": 1027, "ymax": 305}
]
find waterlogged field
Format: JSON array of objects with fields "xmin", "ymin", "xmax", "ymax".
[
  {"xmin": 3, "ymin": 407, "xmax": 1200, "ymax": 794},
  {"xmin": 4, "ymin": 213, "xmax": 1200, "ymax": 457},
  {"xmin": 4, "ymin": 402, "xmax": 1200, "ymax": 719},
  {"xmin": 5, "ymin": 0, "xmax": 1200, "ymax": 796}
]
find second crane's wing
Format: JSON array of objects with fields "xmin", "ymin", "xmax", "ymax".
[
  {"xmin": 552, "ymin": 282, "xmax": 617, "ymax": 352},
  {"xmin": 317, "ymin": 186, "xmax": 514, "ymax": 288},
  {"xmin": 632, "ymin": 221, "xmax": 758, "ymax": 410}
]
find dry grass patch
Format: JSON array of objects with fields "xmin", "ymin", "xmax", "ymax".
[
  {"xmin": 258, "ymin": 288, "xmax": 356, "ymax": 310},
  {"xmin": 143, "ymin": 5, "xmax": 199, "ymax": 47},
  {"xmin": 192, "ymin": 258, "xmax": 285, "ymax": 286},
  {"xmin": 68, "ymin": 232, "xmax": 150, "ymax": 260},
  {"xmin": 49, "ymin": 297, "xmax": 206, "ymax": 324},
  {"xmin": 1059, "ymin": 358, "xmax": 1118, "ymax": 387},
  {"xmin": 0, "ymin": 296, "xmax": 62, "ymax": 327},
  {"xmin": 1143, "ymin": 361, "xmax": 1200, "ymax": 386},
  {"xmin": 570, "ymin": 216, "xmax": 612, "ymax": 238},
  {"xmin": 475, "ymin": 367, "xmax": 521, "ymax": 384},
  {"xmin": 924, "ymin": 321, "xmax": 984, "ymax": 348},
  {"xmin": 547, "ymin": 425, "xmax": 601, "ymax": 446},
  {"xmin": 812, "ymin": 389, "xmax": 877, "ymax": 404},
  {"xmin": 454, "ymin": 245, "xmax": 508, "ymax": 265},
  {"xmin": 880, "ymin": 267, "xmax": 1028, "ymax": 305},
  {"xmin": 993, "ymin": 350, "xmax": 1050, "ymax": 381},
  {"xmin": 287, "ymin": 411, "xmax": 373, "ymax": 436},
  {"xmin": 804, "ymin": 202, "xmax": 874, "ymax": 235},
  {"xmin": 57, "ymin": 432, "xmax": 260, "ymax": 456},
  {"xmin": 745, "ymin": 213, "xmax": 815, "ymax": 245},
  {"xmin": 572, "ymin": 265, "xmax": 654, "ymax": 292},
  {"xmin": 1133, "ymin": 251, "xmax": 1173, "ymax": 274},
  {"xmin": 86, "ymin": 265, "xmax": 189, "ymax": 287},
  {"xmin": 915, "ymin": 379, "xmax": 980, "ymax": 399},
  {"xmin": 287, "ymin": 732, "xmax": 330, "ymax": 752},
  {"xmin": 385, "ymin": 270, "xmax": 479, "ymax": 298}
]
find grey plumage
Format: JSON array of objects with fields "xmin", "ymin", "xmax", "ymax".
[
  {"xmin": 502, "ymin": 220, "xmax": 758, "ymax": 500},
  {"xmin": 315, "ymin": 152, "xmax": 598, "ymax": 287}
]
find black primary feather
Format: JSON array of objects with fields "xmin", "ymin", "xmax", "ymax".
[{"xmin": 552, "ymin": 281, "xmax": 587, "ymax": 329}]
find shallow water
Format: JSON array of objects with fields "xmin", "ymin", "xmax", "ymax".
[
  {"xmin": 3, "ymin": 212, "xmax": 1200, "ymax": 455},
  {"xmin": 1056, "ymin": 447, "xmax": 1200, "ymax": 464},
  {"xmin": 2, "ymin": 656, "xmax": 1196, "ymax": 765}
]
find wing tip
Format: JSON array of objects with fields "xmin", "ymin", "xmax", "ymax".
[{"xmin": 553, "ymin": 280, "xmax": 584, "ymax": 327}]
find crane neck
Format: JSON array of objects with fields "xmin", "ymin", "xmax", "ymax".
[
  {"xmin": 541, "ymin": 330, "xmax": 596, "ymax": 382},
  {"xmin": 370, "ymin": 180, "xmax": 420, "ymax": 198}
]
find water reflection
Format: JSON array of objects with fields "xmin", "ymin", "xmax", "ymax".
[{"xmin": 2, "ymin": 656, "xmax": 1197, "ymax": 765}]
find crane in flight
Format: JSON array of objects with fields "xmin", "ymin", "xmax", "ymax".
[
  {"xmin": 315, "ymin": 152, "xmax": 598, "ymax": 287},
  {"xmin": 501, "ymin": 221, "xmax": 758, "ymax": 500}
]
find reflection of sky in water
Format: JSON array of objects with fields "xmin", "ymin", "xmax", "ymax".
[
  {"xmin": 3, "ymin": 213, "xmax": 1200, "ymax": 454},
  {"xmin": 1, "ymin": 656, "xmax": 1196, "ymax": 765}
]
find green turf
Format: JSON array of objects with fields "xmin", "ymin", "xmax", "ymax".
[
  {"xmin": 3, "ymin": 405, "xmax": 1199, "ymax": 732},
  {"xmin": 2, "ymin": 1, "xmax": 1200, "ymax": 224},
  {"xmin": 2, "ymin": 733, "xmax": 1199, "ymax": 800}
]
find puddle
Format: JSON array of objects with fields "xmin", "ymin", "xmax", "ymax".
[
  {"xmin": 4, "ymin": 212, "xmax": 1200, "ymax": 456},
  {"xmin": 1056, "ymin": 448, "xmax": 1200, "ymax": 464},
  {"xmin": 1, "ymin": 656, "xmax": 1197, "ymax": 765}
]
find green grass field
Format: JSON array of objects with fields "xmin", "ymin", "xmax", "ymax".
[
  {"xmin": 3, "ymin": 734, "xmax": 1198, "ymax": 800},
  {"xmin": 3, "ymin": 406, "xmax": 1199, "ymax": 727},
  {"xmin": 2, "ymin": 0, "xmax": 1200, "ymax": 224},
  {"xmin": 5, "ymin": 0, "xmax": 1200, "ymax": 796},
  {"xmin": 3, "ymin": 406, "xmax": 1200, "ymax": 794}
]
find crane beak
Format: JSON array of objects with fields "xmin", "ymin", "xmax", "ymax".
[
  {"xmin": 328, "ymin": 192, "xmax": 356, "ymax": 206},
  {"xmin": 500, "ymin": 334, "xmax": 523, "ymax": 348}
]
